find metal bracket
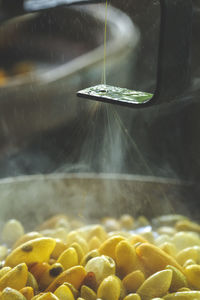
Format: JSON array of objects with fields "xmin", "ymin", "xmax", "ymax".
[
  {"xmin": 77, "ymin": 0, "xmax": 193, "ymax": 107},
  {"xmin": 154, "ymin": 0, "xmax": 193, "ymax": 104}
]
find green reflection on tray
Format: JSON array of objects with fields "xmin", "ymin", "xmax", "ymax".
[{"xmin": 79, "ymin": 84, "xmax": 153, "ymax": 104}]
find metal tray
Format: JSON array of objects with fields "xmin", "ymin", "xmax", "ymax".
[{"xmin": 0, "ymin": 173, "xmax": 198, "ymax": 230}]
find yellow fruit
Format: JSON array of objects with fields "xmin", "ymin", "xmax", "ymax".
[
  {"xmin": 88, "ymin": 237, "xmax": 101, "ymax": 251},
  {"xmin": 29, "ymin": 263, "xmax": 49, "ymax": 282},
  {"xmin": 31, "ymin": 292, "xmax": 44, "ymax": 299},
  {"xmin": 81, "ymin": 285, "xmax": 97, "ymax": 300},
  {"xmin": 51, "ymin": 240, "xmax": 67, "ymax": 260},
  {"xmin": 0, "ymin": 263, "xmax": 28, "ymax": 291},
  {"xmin": 39, "ymin": 263, "xmax": 64, "ymax": 290},
  {"xmin": 87, "ymin": 225, "xmax": 107, "ymax": 242},
  {"xmin": 119, "ymin": 214, "xmax": 134, "ymax": 230},
  {"xmin": 13, "ymin": 232, "xmax": 42, "ymax": 249},
  {"xmin": 37, "ymin": 215, "xmax": 68, "ymax": 231},
  {"xmin": 99, "ymin": 236, "xmax": 125, "ymax": 260},
  {"xmin": 102, "ymin": 218, "xmax": 120, "ymax": 232},
  {"xmin": 163, "ymin": 291, "xmax": 200, "ymax": 299},
  {"xmin": 176, "ymin": 247, "xmax": 198, "ymax": 266},
  {"xmin": 85, "ymin": 255, "xmax": 115, "ymax": 285},
  {"xmin": 62, "ymin": 283, "xmax": 78, "ymax": 298},
  {"xmin": 97, "ymin": 275, "xmax": 121, "ymax": 300},
  {"xmin": 160, "ymin": 243, "xmax": 177, "ymax": 257},
  {"xmin": 157, "ymin": 226, "xmax": 176, "ymax": 236},
  {"xmin": 165, "ymin": 265, "xmax": 187, "ymax": 292},
  {"xmin": 136, "ymin": 243, "xmax": 183, "ymax": 274},
  {"xmin": 45, "ymin": 265, "xmax": 86, "ymax": 292},
  {"xmin": 5, "ymin": 238, "xmax": 56, "ymax": 267},
  {"xmin": 122, "ymin": 270, "xmax": 145, "ymax": 293},
  {"xmin": 0, "ymin": 247, "xmax": 8, "ymax": 261},
  {"xmin": 36, "ymin": 292, "xmax": 59, "ymax": 300},
  {"xmin": 1, "ymin": 220, "xmax": 24, "ymax": 246},
  {"xmin": 175, "ymin": 220, "xmax": 200, "ymax": 233},
  {"xmin": 137, "ymin": 270, "xmax": 172, "ymax": 300},
  {"xmin": 57, "ymin": 248, "xmax": 78, "ymax": 270},
  {"xmin": 123, "ymin": 294, "xmax": 141, "ymax": 300},
  {"xmin": 19, "ymin": 287, "xmax": 34, "ymax": 300},
  {"xmin": 177, "ymin": 287, "xmax": 191, "ymax": 292},
  {"xmin": 172, "ymin": 232, "xmax": 200, "ymax": 251},
  {"xmin": 0, "ymin": 287, "xmax": 26, "ymax": 300},
  {"xmin": 115, "ymin": 240, "xmax": 136, "ymax": 277},
  {"xmin": 54, "ymin": 285, "xmax": 75, "ymax": 300},
  {"xmin": 70, "ymin": 243, "xmax": 84, "ymax": 263},
  {"xmin": 129, "ymin": 235, "xmax": 148, "ymax": 245},
  {"xmin": 185, "ymin": 264, "xmax": 200, "ymax": 289},
  {"xmin": 41, "ymin": 228, "xmax": 68, "ymax": 241},
  {"xmin": 67, "ymin": 233, "xmax": 88, "ymax": 254},
  {"xmin": 183, "ymin": 259, "xmax": 196, "ymax": 268},
  {"xmin": 81, "ymin": 250, "xmax": 99, "ymax": 266},
  {"xmin": 0, "ymin": 268, "xmax": 11, "ymax": 280},
  {"xmin": 26, "ymin": 272, "xmax": 38, "ymax": 293}
]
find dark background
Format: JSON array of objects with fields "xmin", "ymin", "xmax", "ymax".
[{"xmin": 0, "ymin": 0, "xmax": 199, "ymax": 181}]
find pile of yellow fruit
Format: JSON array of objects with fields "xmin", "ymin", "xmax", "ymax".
[{"xmin": 0, "ymin": 214, "xmax": 200, "ymax": 299}]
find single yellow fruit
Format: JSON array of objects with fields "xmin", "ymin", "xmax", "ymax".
[
  {"xmin": 36, "ymin": 292, "xmax": 59, "ymax": 300},
  {"xmin": 122, "ymin": 270, "xmax": 145, "ymax": 293},
  {"xmin": 19, "ymin": 287, "xmax": 34, "ymax": 300},
  {"xmin": 137, "ymin": 269, "xmax": 172, "ymax": 300},
  {"xmin": 81, "ymin": 285, "xmax": 96, "ymax": 300},
  {"xmin": 57, "ymin": 247, "xmax": 78, "ymax": 270},
  {"xmin": 99, "ymin": 236, "xmax": 125, "ymax": 260},
  {"xmin": 51, "ymin": 240, "xmax": 67, "ymax": 260},
  {"xmin": 97, "ymin": 275, "xmax": 120, "ymax": 300},
  {"xmin": 115, "ymin": 240, "xmax": 136, "ymax": 277},
  {"xmin": 62, "ymin": 283, "xmax": 78, "ymax": 298},
  {"xmin": 54, "ymin": 285, "xmax": 75, "ymax": 300},
  {"xmin": 70, "ymin": 243, "xmax": 84, "ymax": 263},
  {"xmin": 5, "ymin": 238, "xmax": 56, "ymax": 267},
  {"xmin": 88, "ymin": 236, "xmax": 101, "ymax": 251},
  {"xmin": 0, "ymin": 287, "xmax": 26, "ymax": 300},
  {"xmin": 45, "ymin": 265, "xmax": 86, "ymax": 292},
  {"xmin": 123, "ymin": 294, "xmax": 141, "ymax": 300},
  {"xmin": 26, "ymin": 272, "xmax": 38, "ymax": 293},
  {"xmin": 0, "ymin": 263, "xmax": 28, "ymax": 291},
  {"xmin": 163, "ymin": 291, "xmax": 200, "ymax": 299},
  {"xmin": 185, "ymin": 264, "xmax": 200, "ymax": 289},
  {"xmin": 0, "ymin": 268, "xmax": 11, "ymax": 280},
  {"xmin": 176, "ymin": 247, "xmax": 198, "ymax": 266},
  {"xmin": 13, "ymin": 232, "xmax": 42, "ymax": 249},
  {"xmin": 136, "ymin": 243, "xmax": 183, "ymax": 274},
  {"xmin": 165, "ymin": 265, "xmax": 187, "ymax": 292}
]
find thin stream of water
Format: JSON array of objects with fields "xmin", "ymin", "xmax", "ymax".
[{"xmin": 102, "ymin": 0, "xmax": 108, "ymax": 85}]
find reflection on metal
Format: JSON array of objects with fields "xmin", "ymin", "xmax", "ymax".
[
  {"xmin": 24, "ymin": 0, "xmax": 105, "ymax": 12},
  {"xmin": 0, "ymin": 0, "xmax": 105, "ymax": 22},
  {"xmin": 78, "ymin": 84, "xmax": 153, "ymax": 106}
]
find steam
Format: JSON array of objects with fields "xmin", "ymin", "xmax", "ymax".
[{"xmin": 0, "ymin": 88, "xmax": 198, "ymax": 228}]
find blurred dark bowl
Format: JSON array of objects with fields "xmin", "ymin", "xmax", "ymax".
[{"xmin": 0, "ymin": 5, "xmax": 139, "ymax": 153}]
